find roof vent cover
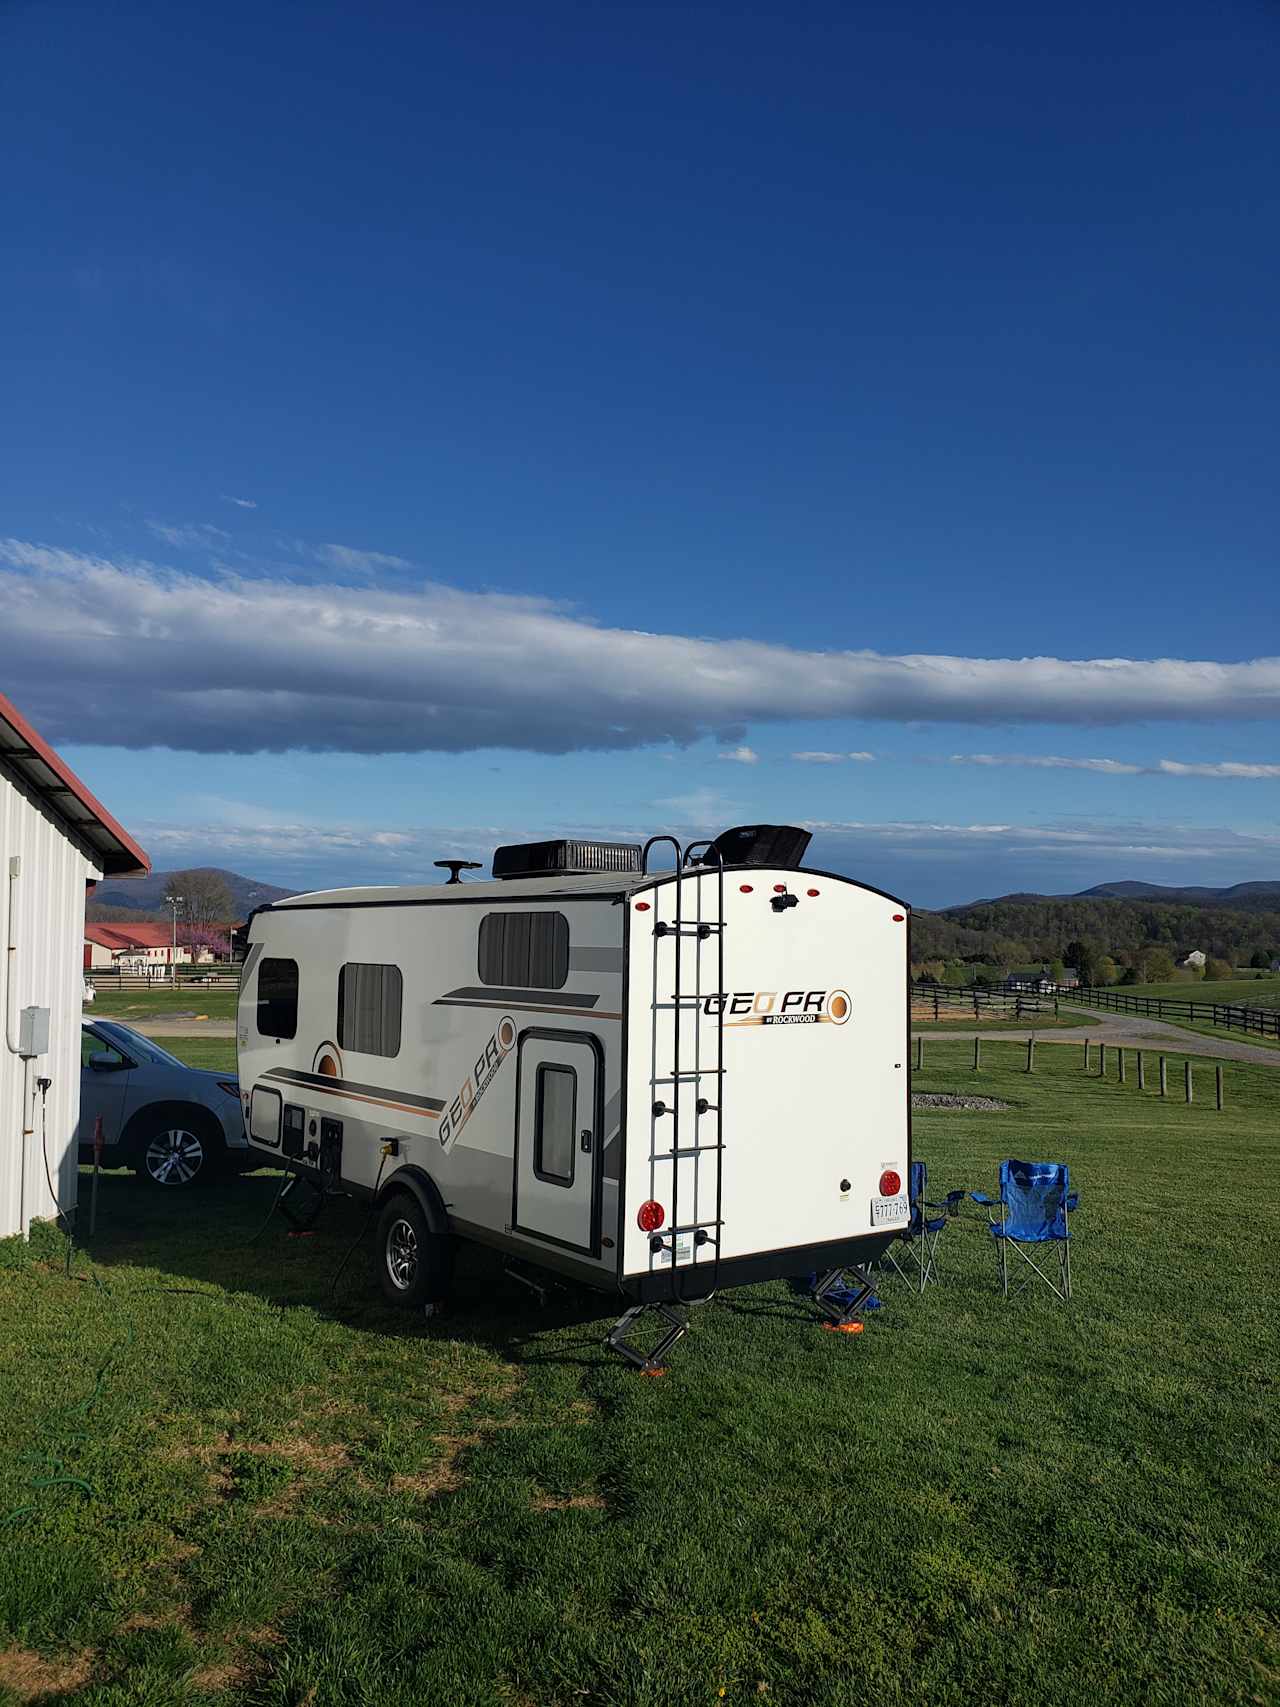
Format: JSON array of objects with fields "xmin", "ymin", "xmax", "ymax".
[
  {"xmin": 492, "ymin": 838, "xmax": 644, "ymax": 881},
  {"xmin": 708, "ymin": 824, "xmax": 813, "ymax": 869}
]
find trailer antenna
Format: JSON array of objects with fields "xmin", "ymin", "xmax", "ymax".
[{"xmin": 434, "ymin": 860, "xmax": 482, "ymax": 885}]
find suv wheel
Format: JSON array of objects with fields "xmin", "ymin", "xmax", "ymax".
[{"xmin": 136, "ymin": 1116, "xmax": 221, "ymax": 1187}]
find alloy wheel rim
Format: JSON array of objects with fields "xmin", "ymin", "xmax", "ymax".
[
  {"xmin": 386, "ymin": 1218, "xmax": 419, "ymax": 1290},
  {"xmin": 145, "ymin": 1128, "xmax": 205, "ymax": 1185}
]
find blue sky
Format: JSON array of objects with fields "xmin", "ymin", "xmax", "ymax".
[{"xmin": 2, "ymin": 0, "xmax": 1277, "ymax": 906}]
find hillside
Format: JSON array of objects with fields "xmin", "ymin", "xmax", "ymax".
[
  {"xmin": 88, "ymin": 867, "xmax": 296, "ymax": 919},
  {"xmin": 913, "ymin": 891, "xmax": 1280, "ymax": 973}
]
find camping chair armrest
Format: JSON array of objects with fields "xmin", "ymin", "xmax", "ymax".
[
  {"xmin": 970, "ymin": 1191, "xmax": 997, "ymax": 1205},
  {"xmin": 1066, "ymin": 1192, "xmax": 1079, "ymax": 1212}
]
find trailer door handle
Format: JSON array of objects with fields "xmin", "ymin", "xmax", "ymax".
[{"xmin": 580, "ymin": 1128, "xmax": 593, "ymax": 1153}]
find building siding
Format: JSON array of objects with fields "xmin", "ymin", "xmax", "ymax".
[{"xmin": 0, "ymin": 766, "xmax": 100, "ymax": 1238}]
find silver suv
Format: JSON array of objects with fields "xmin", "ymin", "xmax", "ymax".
[{"xmin": 79, "ymin": 1020, "xmax": 248, "ymax": 1187}]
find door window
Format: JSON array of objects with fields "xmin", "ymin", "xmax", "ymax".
[
  {"xmin": 81, "ymin": 1031, "xmax": 127, "ymax": 1069},
  {"xmin": 533, "ymin": 1064, "xmax": 576, "ymax": 1185}
]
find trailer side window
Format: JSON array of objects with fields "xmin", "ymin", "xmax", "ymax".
[
  {"xmin": 533, "ymin": 1064, "xmax": 576, "ymax": 1186},
  {"xmin": 257, "ymin": 958, "xmax": 299, "ymax": 1039},
  {"xmin": 337, "ymin": 962, "xmax": 403, "ymax": 1057},
  {"xmin": 477, "ymin": 912, "xmax": 569, "ymax": 989}
]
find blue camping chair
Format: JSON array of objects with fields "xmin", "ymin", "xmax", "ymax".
[
  {"xmin": 972, "ymin": 1160, "xmax": 1079, "ymax": 1301},
  {"xmin": 883, "ymin": 1160, "xmax": 966, "ymax": 1292}
]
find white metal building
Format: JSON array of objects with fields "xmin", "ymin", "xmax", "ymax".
[{"xmin": 0, "ymin": 694, "xmax": 149, "ymax": 1239}]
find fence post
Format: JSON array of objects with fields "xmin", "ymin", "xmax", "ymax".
[
  {"xmin": 1137, "ymin": 1050, "xmax": 1145, "ymax": 1090},
  {"xmin": 973, "ymin": 1036, "xmax": 981, "ymax": 1072},
  {"xmin": 1216, "ymin": 1063, "xmax": 1223, "ymax": 1111},
  {"xmin": 933, "ymin": 990, "xmax": 939, "ymax": 1022},
  {"xmin": 1159, "ymin": 1056, "xmax": 1167, "ymax": 1097},
  {"xmin": 1184, "ymin": 1061, "xmax": 1193, "ymax": 1104},
  {"xmin": 1083, "ymin": 1038, "xmax": 1090, "ymax": 1071},
  {"xmin": 916, "ymin": 1033, "xmax": 923, "ymax": 1071},
  {"xmin": 1118, "ymin": 1047, "xmax": 1126, "ymax": 1085},
  {"xmin": 1098, "ymin": 1043, "xmax": 1105, "ymax": 1077},
  {"xmin": 1026, "ymin": 1036, "xmax": 1035, "ymax": 1073}
]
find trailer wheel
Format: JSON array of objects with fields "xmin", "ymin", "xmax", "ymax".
[{"xmin": 376, "ymin": 1192, "xmax": 449, "ymax": 1309}]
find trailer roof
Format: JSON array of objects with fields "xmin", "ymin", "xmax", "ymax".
[
  {"xmin": 260, "ymin": 865, "xmax": 908, "ymax": 912},
  {"xmin": 267, "ymin": 871, "xmax": 654, "ymax": 909}
]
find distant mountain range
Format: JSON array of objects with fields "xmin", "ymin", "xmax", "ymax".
[
  {"xmin": 945, "ymin": 879, "xmax": 1280, "ymax": 916},
  {"xmin": 89, "ymin": 867, "xmax": 297, "ymax": 918}
]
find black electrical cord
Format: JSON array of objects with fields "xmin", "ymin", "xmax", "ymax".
[
  {"xmin": 328, "ymin": 1149, "xmax": 389, "ymax": 1302},
  {"xmin": 35, "ymin": 1076, "xmax": 76, "ymax": 1275},
  {"xmin": 243, "ymin": 1168, "xmax": 293, "ymax": 1246}
]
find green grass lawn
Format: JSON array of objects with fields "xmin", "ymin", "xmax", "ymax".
[
  {"xmin": 86, "ymin": 988, "xmax": 239, "ymax": 1022},
  {"xmin": 1, "ymin": 1040, "xmax": 1276, "ymax": 1705},
  {"xmin": 1116, "ymin": 976, "xmax": 1280, "ymax": 1009}
]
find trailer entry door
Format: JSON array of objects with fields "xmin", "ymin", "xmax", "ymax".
[{"xmin": 514, "ymin": 1032, "xmax": 600, "ymax": 1256}]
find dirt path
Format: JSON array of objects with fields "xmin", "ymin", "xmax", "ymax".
[
  {"xmin": 117, "ymin": 1017, "xmax": 237, "ymax": 1038},
  {"xmin": 934, "ymin": 1005, "xmax": 1280, "ymax": 1069}
]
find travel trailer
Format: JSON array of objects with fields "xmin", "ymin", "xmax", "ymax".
[{"xmin": 237, "ymin": 826, "xmax": 911, "ymax": 1370}]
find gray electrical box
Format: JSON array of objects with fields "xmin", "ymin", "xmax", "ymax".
[{"xmin": 18, "ymin": 1006, "xmax": 50, "ymax": 1059}]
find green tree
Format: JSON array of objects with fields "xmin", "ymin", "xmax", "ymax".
[
  {"xmin": 1204, "ymin": 956, "xmax": 1234, "ymax": 982},
  {"xmin": 1094, "ymin": 955, "xmax": 1119, "ymax": 986},
  {"xmin": 1250, "ymin": 949, "xmax": 1273, "ymax": 969},
  {"xmin": 1141, "ymin": 948, "xmax": 1176, "ymax": 983}
]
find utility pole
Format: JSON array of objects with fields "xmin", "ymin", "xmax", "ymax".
[{"xmin": 166, "ymin": 893, "xmax": 184, "ymax": 987}]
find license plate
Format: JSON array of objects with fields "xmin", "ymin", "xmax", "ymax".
[{"xmin": 871, "ymin": 1195, "xmax": 908, "ymax": 1226}]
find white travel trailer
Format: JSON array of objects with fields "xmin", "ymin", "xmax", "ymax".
[{"xmin": 237, "ymin": 826, "xmax": 911, "ymax": 1370}]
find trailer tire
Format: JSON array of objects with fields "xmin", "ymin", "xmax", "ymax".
[{"xmin": 376, "ymin": 1192, "xmax": 450, "ymax": 1309}]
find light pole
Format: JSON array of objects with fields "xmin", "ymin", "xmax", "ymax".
[{"xmin": 166, "ymin": 894, "xmax": 184, "ymax": 986}]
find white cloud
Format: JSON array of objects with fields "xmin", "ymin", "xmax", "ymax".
[
  {"xmin": 950, "ymin": 753, "xmax": 1280, "ymax": 779},
  {"xmin": 793, "ymin": 750, "xmax": 876, "ymax": 763},
  {"xmin": 950, "ymin": 753, "xmax": 1143, "ymax": 774},
  {"xmin": 718, "ymin": 746, "xmax": 759, "ymax": 764},
  {"xmin": 144, "ymin": 520, "xmax": 230, "ymax": 550},
  {"xmin": 1155, "ymin": 760, "xmax": 1280, "ymax": 779},
  {"xmin": 316, "ymin": 543, "xmax": 415, "ymax": 574},
  {"xmin": 223, "ymin": 496, "xmax": 257, "ymax": 509},
  {"xmin": 3, "ymin": 538, "xmax": 1280, "ymax": 755}
]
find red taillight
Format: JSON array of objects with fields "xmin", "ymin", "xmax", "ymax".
[
  {"xmin": 739, "ymin": 883, "xmax": 753, "ymax": 893},
  {"xmin": 879, "ymin": 1170, "xmax": 901, "ymax": 1196},
  {"xmin": 892, "ymin": 913, "xmax": 905, "ymax": 922},
  {"xmin": 635, "ymin": 901, "xmax": 650, "ymax": 911},
  {"xmin": 807, "ymin": 888, "xmax": 820, "ymax": 897},
  {"xmin": 773, "ymin": 884, "xmax": 787, "ymax": 893},
  {"xmin": 637, "ymin": 1199, "xmax": 665, "ymax": 1232}
]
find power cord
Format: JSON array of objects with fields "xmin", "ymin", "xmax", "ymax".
[{"xmin": 35, "ymin": 1076, "xmax": 76, "ymax": 1276}]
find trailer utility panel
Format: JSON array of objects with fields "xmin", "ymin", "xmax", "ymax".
[{"xmin": 237, "ymin": 828, "xmax": 910, "ymax": 1368}]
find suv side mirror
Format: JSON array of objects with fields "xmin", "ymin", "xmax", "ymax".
[{"xmin": 88, "ymin": 1052, "xmax": 126, "ymax": 1073}]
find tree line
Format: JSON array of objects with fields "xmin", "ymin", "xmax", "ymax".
[{"xmin": 910, "ymin": 896, "xmax": 1280, "ymax": 984}]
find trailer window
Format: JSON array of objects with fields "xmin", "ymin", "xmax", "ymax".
[
  {"xmin": 257, "ymin": 958, "xmax": 298, "ymax": 1039},
  {"xmin": 533, "ymin": 1064, "xmax": 576, "ymax": 1186},
  {"xmin": 478, "ymin": 912, "xmax": 569, "ymax": 990},
  {"xmin": 337, "ymin": 962, "xmax": 403, "ymax": 1057},
  {"xmin": 250, "ymin": 1086, "xmax": 282, "ymax": 1147}
]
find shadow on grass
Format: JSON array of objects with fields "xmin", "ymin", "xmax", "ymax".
[{"xmin": 74, "ymin": 1166, "xmax": 636, "ymax": 1373}]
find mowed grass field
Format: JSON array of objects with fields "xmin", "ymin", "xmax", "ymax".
[
  {"xmin": 86, "ymin": 988, "xmax": 239, "ymax": 1023},
  {"xmin": 1119, "ymin": 976, "xmax": 1280, "ymax": 1009},
  {"xmin": 0, "ymin": 1040, "xmax": 1276, "ymax": 1705}
]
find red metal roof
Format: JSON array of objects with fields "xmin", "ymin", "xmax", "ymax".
[
  {"xmin": 0, "ymin": 694, "xmax": 150, "ymax": 877},
  {"xmin": 85, "ymin": 922, "xmax": 176, "ymax": 950}
]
